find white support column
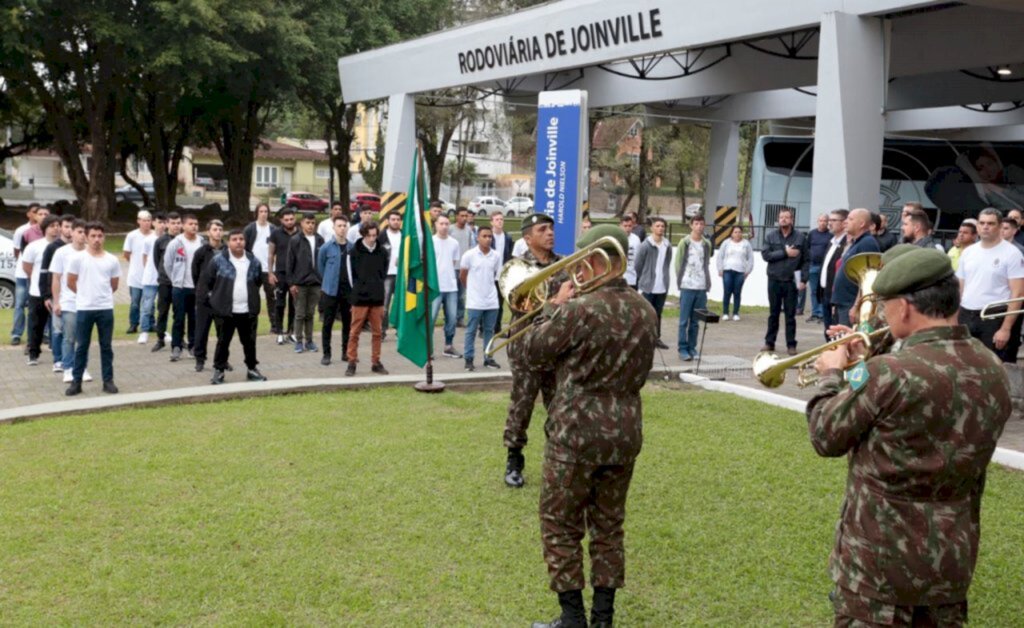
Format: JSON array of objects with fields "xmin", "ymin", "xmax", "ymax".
[
  {"xmin": 810, "ymin": 12, "xmax": 889, "ymax": 221},
  {"xmin": 704, "ymin": 121, "xmax": 741, "ymax": 218},
  {"xmin": 381, "ymin": 94, "xmax": 417, "ymax": 193}
]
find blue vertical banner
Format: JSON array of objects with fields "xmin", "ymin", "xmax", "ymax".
[{"xmin": 534, "ymin": 90, "xmax": 589, "ymax": 256}]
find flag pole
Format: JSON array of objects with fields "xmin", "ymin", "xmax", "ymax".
[{"xmin": 415, "ymin": 144, "xmax": 445, "ymax": 393}]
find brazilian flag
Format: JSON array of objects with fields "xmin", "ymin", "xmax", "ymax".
[{"xmin": 390, "ymin": 151, "xmax": 440, "ymax": 367}]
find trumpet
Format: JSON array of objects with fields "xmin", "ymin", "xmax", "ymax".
[
  {"xmin": 753, "ymin": 327, "xmax": 889, "ymax": 388},
  {"xmin": 485, "ymin": 235, "xmax": 626, "ymax": 356},
  {"xmin": 980, "ymin": 297, "xmax": 1024, "ymax": 320}
]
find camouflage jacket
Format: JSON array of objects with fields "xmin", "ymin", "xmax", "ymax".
[
  {"xmin": 507, "ymin": 249, "xmax": 568, "ymax": 367},
  {"xmin": 806, "ymin": 325, "xmax": 1011, "ymax": 606},
  {"xmin": 520, "ymin": 277, "xmax": 658, "ymax": 465}
]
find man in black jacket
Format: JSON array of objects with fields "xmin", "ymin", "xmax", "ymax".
[
  {"xmin": 286, "ymin": 212, "xmax": 324, "ymax": 353},
  {"xmin": 199, "ymin": 229, "xmax": 266, "ymax": 385},
  {"xmin": 346, "ymin": 220, "xmax": 389, "ymax": 376},
  {"xmin": 190, "ymin": 219, "xmax": 224, "ymax": 372},
  {"xmin": 151, "ymin": 212, "xmax": 181, "ymax": 352},
  {"xmin": 268, "ymin": 208, "xmax": 298, "ymax": 345},
  {"xmin": 761, "ymin": 207, "xmax": 809, "ymax": 355},
  {"xmin": 819, "ymin": 209, "xmax": 849, "ymax": 340}
]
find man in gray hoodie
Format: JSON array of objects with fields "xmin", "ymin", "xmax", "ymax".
[{"xmin": 163, "ymin": 213, "xmax": 206, "ymax": 362}]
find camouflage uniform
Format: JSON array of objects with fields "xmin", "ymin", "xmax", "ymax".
[
  {"xmin": 521, "ymin": 277, "xmax": 658, "ymax": 592},
  {"xmin": 806, "ymin": 326, "xmax": 1010, "ymax": 626},
  {"xmin": 502, "ymin": 249, "xmax": 567, "ymax": 450}
]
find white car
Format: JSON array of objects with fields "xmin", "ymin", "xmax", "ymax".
[
  {"xmin": 467, "ymin": 196, "xmax": 506, "ymax": 217},
  {"xmin": 436, "ymin": 198, "xmax": 456, "ymax": 213},
  {"xmin": 0, "ymin": 228, "xmax": 16, "ymax": 309},
  {"xmin": 504, "ymin": 196, "xmax": 534, "ymax": 216}
]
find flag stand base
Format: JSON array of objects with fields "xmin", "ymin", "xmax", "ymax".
[{"xmin": 415, "ymin": 381, "xmax": 446, "ymax": 393}]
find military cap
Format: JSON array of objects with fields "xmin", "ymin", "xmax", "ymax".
[
  {"xmin": 521, "ymin": 213, "xmax": 554, "ymax": 233},
  {"xmin": 576, "ymin": 224, "xmax": 628, "ymax": 256},
  {"xmin": 880, "ymin": 243, "xmax": 917, "ymax": 266},
  {"xmin": 873, "ymin": 248, "xmax": 954, "ymax": 298}
]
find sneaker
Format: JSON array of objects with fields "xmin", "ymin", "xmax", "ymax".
[
  {"xmin": 52, "ymin": 363, "xmax": 63, "ymax": 373},
  {"xmin": 483, "ymin": 358, "xmax": 501, "ymax": 369},
  {"xmin": 126, "ymin": 325, "xmax": 138, "ymax": 334},
  {"xmin": 276, "ymin": 334, "xmax": 285, "ymax": 345},
  {"xmin": 691, "ymin": 352, "xmax": 701, "ymax": 360},
  {"xmin": 760, "ymin": 345, "xmax": 775, "ymax": 353},
  {"xmin": 732, "ymin": 315, "xmax": 740, "ymax": 322},
  {"xmin": 26, "ymin": 356, "xmax": 39, "ymax": 366},
  {"xmin": 787, "ymin": 347, "xmax": 798, "ymax": 356},
  {"xmin": 320, "ymin": 355, "xmax": 331, "ymax": 366},
  {"xmin": 294, "ymin": 341, "xmax": 304, "ymax": 354},
  {"xmin": 65, "ymin": 381, "xmax": 82, "ymax": 396},
  {"xmin": 170, "ymin": 347, "xmax": 182, "ymax": 362},
  {"xmin": 195, "ymin": 360, "xmax": 205, "ymax": 372},
  {"xmin": 246, "ymin": 368, "xmax": 267, "ymax": 382},
  {"xmin": 224, "ymin": 363, "xmax": 234, "ymax": 372},
  {"xmin": 654, "ymin": 339, "xmax": 669, "ymax": 350},
  {"xmin": 464, "ymin": 359, "xmax": 475, "ymax": 372},
  {"xmin": 287, "ymin": 334, "xmax": 297, "ymax": 344},
  {"xmin": 10, "ymin": 336, "xmax": 21, "ymax": 346},
  {"xmin": 102, "ymin": 381, "xmax": 119, "ymax": 394},
  {"xmin": 305, "ymin": 341, "xmax": 318, "ymax": 352},
  {"xmin": 187, "ymin": 347, "xmax": 194, "ymax": 359},
  {"xmin": 345, "ymin": 362, "xmax": 356, "ymax": 377},
  {"xmin": 371, "ymin": 362, "xmax": 389, "ymax": 375},
  {"xmin": 442, "ymin": 345, "xmax": 462, "ymax": 359},
  {"xmin": 63, "ymin": 370, "xmax": 74, "ymax": 384},
  {"xmin": 151, "ymin": 340, "xmax": 165, "ymax": 353},
  {"xmin": 721, "ymin": 314, "xmax": 729, "ymax": 321},
  {"xmin": 680, "ymin": 353, "xmax": 693, "ymax": 362},
  {"xmin": 137, "ymin": 332, "xmax": 149, "ymax": 344},
  {"xmin": 210, "ymin": 369, "xmax": 225, "ymax": 385},
  {"xmin": 82, "ymin": 370, "xmax": 93, "ymax": 382},
  {"xmin": 163, "ymin": 332, "xmax": 171, "ymax": 343}
]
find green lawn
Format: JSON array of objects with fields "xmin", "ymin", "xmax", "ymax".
[{"xmin": 0, "ymin": 387, "xmax": 1021, "ymax": 625}]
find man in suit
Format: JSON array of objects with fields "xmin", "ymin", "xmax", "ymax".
[
  {"xmin": 819, "ymin": 209, "xmax": 849, "ymax": 340},
  {"xmin": 490, "ymin": 210, "xmax": 514, "ymax": 334},
  {"xmin": 832, "ymin": 208, "xmax": 881, "ymax": 327}
]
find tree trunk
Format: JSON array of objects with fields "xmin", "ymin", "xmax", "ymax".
[
  {"xmin": 637, "ymin": 129, "xmax": 650, "ymax": 223},
  {"xmin": 328, "ymin": 104, "xmax": 355, "ymax": 203},
  {"xmin": 214, "ymin": 102, "xmax": 262, "ymax": 224}
]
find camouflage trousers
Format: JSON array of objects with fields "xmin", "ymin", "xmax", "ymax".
[
  {"xmin": 503, "ymin": 361, "xmax": 556, "ymax": 449},
  {"xmin": 832, "ymin": 586, "xmax": 968, "ymax": 627},
  {"xmin": 539, "ymin": 458, "xmax": 635, "ymax": 592}
]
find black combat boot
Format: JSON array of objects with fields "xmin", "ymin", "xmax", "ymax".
[
  {"xmin": 504, "ymin": 447, "xmax": 525, "ymax": 488},
  {"xmin": 590, "ymin": 587, "xmax": 615, "ymax": 628},
  {"xmin": 532, "ymin": 590, "xmax": 587, "ymax": 628}
]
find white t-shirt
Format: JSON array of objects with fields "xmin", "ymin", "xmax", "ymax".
[
  {"xmin": 433, "ymin": 235, "xmax": 462, "ymax": 293},
  {"xmin": 651, "ymin": 239, "xmax": 670, "ymax": 294},
  {"xmin": 22, "ymin": 238, "xmax": 49, "ymax": 297},
  {"xmin": 68, "ymin": 251, "xmax": 121, "ymax": 310},
  {"xmin": 229, "ymin": 254, "xmax": 251, "ymax": 313},
  {"xmin": 305, "ymin": 234, "xmax": 317, "ymax": 258},
  {"xmin": 317, "ymin": 218, "xmax": 335, "ymax": 243},
  {"xmin": 956, "ymin": 239, "xmax": 1024, "ymax": 310},
  {"xmin": 251, "ymin": 223, "xmax": 272, "ymax": 270},
  {"xmin": 512, "ymin": 238, "xmax": 528, "ymax": 258},
  {"xmin": 141, "ymin": 233, "xmax": 160, "ymax": 286},
  {"xmin": 624, "ymin": 232, "xmax": 642, "ymax": 285},
  {"xmin": 347, "ymin": 222, "xmax": 364, "ymax": 245},
  {"xmin": 13, "ymin": 223, "xmax": 30, "ymax": 279},
  {"xmin": 460, "ymin": 247, "xmax": 501, "ymax": 310},
  {"xmin": 123, "ymin": 228, "xmax": 151, "ymax": 289},
  {"xmin": 680, "ymin": 239, "xmax": 707, "ymax": 291},
  {"xmin": 386, "ymin": 229, "xmax": 402, "ymax": 276},
  {"xmin": 50, "ymin": 245, "xmax": 83, "ymax": 312},
  {"xmin": 493, "ymin": 231, "xmax": 507, "ymax": 259}
]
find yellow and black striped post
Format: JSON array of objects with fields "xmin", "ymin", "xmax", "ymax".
[
  {"xmin": 378, "ymin": 191, "xmax": 407, "ymax": 219},
  {"xmin": 713, "ymin": 205, "xmax": 739, "ymax": 247}
]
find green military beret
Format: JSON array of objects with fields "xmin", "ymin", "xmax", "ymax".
[
  {"xmin": 873, "ymin": 248, "xmax": 954, "ymax": 298},
  {"xmin": 576, "ymin": 223, "xmax": 628, "ymax": 256},
  {"xmin": 521, "ymin": 213, "xmax": 554, "ymax": 233},
  {"xmin": 880, "ymin": 243, "xmax": 917, "ymax": 266}
]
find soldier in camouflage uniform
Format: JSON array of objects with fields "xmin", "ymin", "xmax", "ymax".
[
  {"xmin": 807, "ymin": 248, "xmax": 1011, "ymax": 627},
  {"xmin": 521, "ymin": 225, "xmax": 658, "ymax": 628},
  {"xmin": 503, "ymin": 213, "xmax": 568, "ymax": 488}
]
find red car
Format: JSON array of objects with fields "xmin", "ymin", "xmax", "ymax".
[
  {"xmin": 284, "ymin": 192, "xmax": 328, "ymax": 212},
  {"xmin": 349, "ymin": 193, "xmax": 381, "ymax": 213}
]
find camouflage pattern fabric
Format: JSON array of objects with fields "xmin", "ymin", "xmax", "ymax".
[
  {"xmin": 832, "ymin": 585, "xmax": 968, "ymax": 627},
  {"xmin": 521, "ymin": 277, "xmax": 657, "ymax": 592},
  {"xmin": 539, "ymin": 459, "xmax": 634, "ymax": 592},
  {"xmin": 806, "ymin": 325, "xmax": 1010, "ymax": 609},
  {"xmin": 503, "ymin": 249, "xmax": 566, "ymax": 449}
]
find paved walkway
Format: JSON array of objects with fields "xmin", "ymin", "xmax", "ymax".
[{"xmin": 3, "ymin": 302, "xmax": 1022, "ymax": 453}]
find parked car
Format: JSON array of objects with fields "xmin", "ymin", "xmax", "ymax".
[
  {"xmin": 194, "ymin": 176, "xmax": 215, "ymax": 188},
  {"xmin": 504, "ymin": 196, "xmax": 534, "ymax": 216},
  {"xmin": 115, "ymin": 183, "xmax": 156, "ymax": 206},
  {"xmin": 285, "ymin": 192, "xmax": 329, "ymax": 213},
  {"xmin": 349, "ymin": 193, "xmax": 381, "ymax": 213},
  {"xmin": 0, "ymin": 228, "xmax": 16, "ymax": 309},
  {"xmin": 467, "ymin": 196, "xmax": 506, "ymax": 217},
  {"xmin": 436, "ymin": 198, "xmax": 456, "ymax": 213}
]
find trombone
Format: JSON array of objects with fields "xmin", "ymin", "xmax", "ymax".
[
  {"xmin": 485, "ymin": 235, "xmax": 626, "ymax": 356},
  {"xmin": 753, "ymin": 327, "xmax": 889, "ymax": 388},
  {"xmin": 980, "ymin": 297, "xmax": 1024, "ymax": 320}
]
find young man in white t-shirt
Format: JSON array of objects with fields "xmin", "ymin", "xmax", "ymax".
[
  {"xmin": 459, "ymin": 225, "xmax": 502, "ymax": 371},
  {"xmin": 66, "ymin": 222, "xmax": 121, "ymax": 395},
  {"xmin": 50, "ymin": 219, "xmax": 91, "ymax": 383},
  {"xmin": 244, "ymin": 203, "xmax": 277, "ymax": 334},
  {"xmin": 137, "ymin": 212, "xmax": 165, "ymax": 344},
  {"xmin": 956, "ymin": 207, "xmax": 1024, "ymax": 363},
  {"xmin": 21, "ymin": 215, "xmax": 60, "ymax": 365},
  {"xmin": 431, "ymin": 215, "xmax": 462, "ymax": 358},
  {"xmin": 122, "ymin": 210, "xmax": 153, "ymax": 335},
  {"xmin": 318, "ymin": 202, "xmax": 345, "ymax": 243},
  {"xmin": 382, "ymin": 210, "xmax": 403, "ymax": 340}
]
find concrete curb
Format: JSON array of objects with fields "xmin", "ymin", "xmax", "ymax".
[{"xmin": 679, "ymin": 373, "xmax": 1024, "ymax": 473}]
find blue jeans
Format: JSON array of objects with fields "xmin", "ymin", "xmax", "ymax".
[
  {"xmin": 431, "ymin": 291, "xmax": 459, "ymax": 345},
  {"xmin": 140, "ymin": 285, "xmax": 158, "ymax": 332},
  {"xmin": 807, "ymin": 264, "xmax": 823, "ymax": 318},
  {"xmin": 171, "ymin": 287, "xmax": 197, "ymax": 350},
  {"xmin": 721, "ymin": 270, "xmax": 746, "ymax": 316},
  {"xmin": 464, "ymin": 308, "xmax": 498, "ymax": 361},
  {"xmin": 456, "ymin": 281, "xmax": 466, "ymax": 325},
  {"xmin": 50, "ymin": 311, "xmax": 63, "ymax": 365},
  {"xmin": 74, "ymin": 309, "xmax": 114, "ymax": 383},
  {"xmin": 11, "ymin": 277, "xmax": 28, "ymax": 339},
  {"xmin": 677, "ymin": 289, "xmax": 708, "ymax": 356},
  {"xmin": 642, "ymin": 292, "xmax": 667, "ymax": 338},
  {"xmin": 128, "ymin": 286, "xmax": 143, "ymax": 328},
  {"xmin": 61, "ymin": 310, "xmax": 78, "ymax": 370}
]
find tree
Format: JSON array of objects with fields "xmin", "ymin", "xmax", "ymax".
[
  {"xmin": 444, "ymin": 157, "xmax": 479, "ymax": 204},
  {"xmin": 359, "ymin": 129, "xmax": 386, "ymax": 194},
  {"xmin": 0, "ymin": 78, "xmax": 50, "ymax": 167}
]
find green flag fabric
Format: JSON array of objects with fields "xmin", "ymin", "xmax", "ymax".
[{"xmin": 390, "ymin": 151, "xmax": 440, "ymax": 368}]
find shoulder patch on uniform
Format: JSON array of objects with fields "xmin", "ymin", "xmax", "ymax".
[{"xmin": 846, "ymin": 360, "xmax": 869, "ymax": 391}]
